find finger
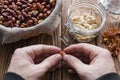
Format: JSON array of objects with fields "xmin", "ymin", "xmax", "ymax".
[
  {"xmin": 36, "ymin": 54, "xmax": 62, "ymax": 74},
  {"xmin": 63, "ymin": 54, "xmax": 86, "ymax": 72},
  {"xmin": 64, "ymin": 43, "xmax": 105, "ymax": 59},
  {"xmin": 15, "ymin": 45, "xmax": 61, "ymax": 60}
]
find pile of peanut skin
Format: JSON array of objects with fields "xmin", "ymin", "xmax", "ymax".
[{"xmin": 0, "ymin": 0, "xmax": 56, "ymax": 28}]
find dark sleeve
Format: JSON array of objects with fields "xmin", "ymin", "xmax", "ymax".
[
  {"xmin": 3, "ymin": 72, "xmax": 25, "ymax": 80},
  {"xmin": 96, "ymin": 73, "xmax": 120, "ymax": 80}
]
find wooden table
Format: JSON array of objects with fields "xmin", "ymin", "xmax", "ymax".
[{"xmin": 0, "ymin": 0, "xmax": 120, "ymax": 80}]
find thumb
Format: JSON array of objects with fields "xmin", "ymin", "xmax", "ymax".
[
  {"xmin": 36, "ymin": 54, "xmax": 62, "ymax": 74},
  {"xmin": 63, "ymin": 54, "xmax": 87, "ymax": 72}
]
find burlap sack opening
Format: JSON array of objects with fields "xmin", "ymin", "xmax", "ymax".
[{"xmin": 0, "ymin": 0, "xmax": 62, "ymax": 44}]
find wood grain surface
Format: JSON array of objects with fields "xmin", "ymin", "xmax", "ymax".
[{"xmin": 0, "ymin": 0, "xmax": 120, "ymax": 80}]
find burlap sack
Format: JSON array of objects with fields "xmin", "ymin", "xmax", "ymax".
[{"xmin": 0, "ymin": 0, "xmax": 62, "ymax": 44}]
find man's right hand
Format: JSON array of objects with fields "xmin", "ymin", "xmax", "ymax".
[{"xmin": 63, "ymin": 43, "xmax": 116, "ymax": 80}]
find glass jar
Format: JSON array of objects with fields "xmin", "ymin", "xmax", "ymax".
[
  {"xmin": 98, "ymin": 0, "xmax": 120, "ymax": 15},
  {"xmin": 62, "ymin": 0, "xmax": 120, "ymax": 44}
]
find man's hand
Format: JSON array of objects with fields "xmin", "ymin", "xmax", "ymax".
[
  {"xmin": 8, "ymin": 45, "xmax": 62, "ymax": 80},
  {"xmin": 63, "ymin": 43, "xmax": 116, "ymax": 80}
]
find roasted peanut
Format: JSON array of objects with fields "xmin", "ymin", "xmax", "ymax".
[
  {"xmin": 59, "ymin": 51, "xmax": 66, "ymax": 57},
  {"xmin": 0, "ymin": 0, "xmax": 56, "ymax": 28}
]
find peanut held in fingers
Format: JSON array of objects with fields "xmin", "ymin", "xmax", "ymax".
[{"xmin": 59, "ymin": 51, "xmax": 66, "ymax": 57}]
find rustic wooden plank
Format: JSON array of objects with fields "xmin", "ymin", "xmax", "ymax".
[
  {"xmin": 43, "ymin": 34, "xmax": 53, "ymax": 45},
  {"xmin": 0, "ymin": 45, "xmax": 2, "ymax": 78},
  {"xmin": 62, "ymin": 67, "xmax": 71, "ymax": 80},
  {"xmin": 27, "ymin": 35, "xmax": 41, "ymax": 45},
  {"xmin": 0, "ymin": 44, "xmax": 16, "ymax": 79},
  {"xmin": 1, "ymin": 0, "xmax": 120, "ymax": 80},
  {"xmin": 114, "ymin": 57, "xmax": 120, "ymax": 75}
]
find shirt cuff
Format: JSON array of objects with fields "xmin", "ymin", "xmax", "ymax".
[
  {"xmin": 3, "ymin": 72, "xmax": 25, "ymax": 80},
  {"xmin": 96, "ymin": 73, "xmax": 120, "ymax": 80}
]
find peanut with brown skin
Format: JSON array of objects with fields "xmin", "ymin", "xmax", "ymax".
[
  {"xmin": 46, "ymin": 4, "xmax": 51, "ymax": 9},
  {"xmin": 27, "ymin": 20, "xmax": 33, "ymax": 26},
  {"xmin": 0, "ymin": 0, "xmax": 56, "ymax": 28},
  {"xmin": 59, "ymin": 51, "xmax": 66, "ymax": 57},
  {"xmin": 47, "ymin": 10, "xmax": 51, "ymax": 15}
]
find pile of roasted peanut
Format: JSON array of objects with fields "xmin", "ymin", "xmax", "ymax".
[{"xmin": 0, "ymin": 0, "xmax": 56, "ymax": 28}]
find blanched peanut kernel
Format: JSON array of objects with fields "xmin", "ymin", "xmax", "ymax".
[{"xmin": 71, "ymin": 14, "xmax": 98, "ymax": 30}]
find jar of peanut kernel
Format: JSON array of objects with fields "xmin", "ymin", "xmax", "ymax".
[
  {"xmin": 63, "ymin": 1, "xmax": 106, "ymax": 42},
  {"xmin": 62, "ymin": 0, "xmax": 120, "ymax": 44}
]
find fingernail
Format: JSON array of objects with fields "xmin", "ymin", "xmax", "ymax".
[
  {"xmin": 63, "ymin": 54, "xmax": 69, "ymax": 59},
  {"xmin": 55, "ymin": 54, "xmax": 62, "ymax": 60}
]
